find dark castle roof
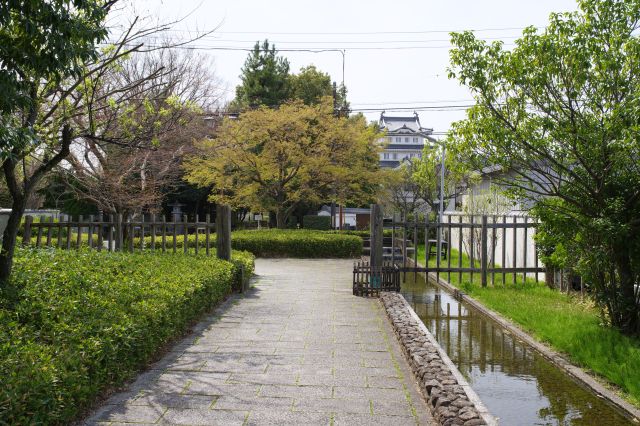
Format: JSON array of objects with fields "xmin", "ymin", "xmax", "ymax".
[{"xmin": 379, "ymin": 112, "xmax": 435, "ymax": 140}]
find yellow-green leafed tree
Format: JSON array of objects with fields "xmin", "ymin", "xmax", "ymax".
[{"xmin": 184, "ymin": 98, "xmax": 382, "ymax": 228}]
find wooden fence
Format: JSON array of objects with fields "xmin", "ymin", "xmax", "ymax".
[
  {"xmin": 352, "ymin": 260, "xmax": 400, "ymax": 296},
  {"xmin": 22, "ymin": 206, "xmax": 232, "ymax": 260}
]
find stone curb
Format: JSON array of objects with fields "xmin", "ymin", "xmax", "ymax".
[
  {"xmin": 422, "ymin": 269, "xmax": 640, "ymax": 423},
  {"xmin": 380, "ymin": 293, "xmax": 498, "ymax": 426}
]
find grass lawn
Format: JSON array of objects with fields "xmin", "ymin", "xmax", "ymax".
[{"xmin": 415, "ymin": 244, "xmax": 640, "ymax": 407}]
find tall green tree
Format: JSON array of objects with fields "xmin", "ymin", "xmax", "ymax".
[
  {"xmin": 412, "ymin": 146, "xmax": 470, "ymax": 214},
  {"xmin": 0, "ymin": 0, "xmax": 114, "ymax": 283},
  {"xmin": 288, "ymin": 66, "xmax": 350, "ymax": 113},
  {"xmin": 0, "ymin": 0, "xmax": 113, "ymax": 116},
  {"xmin": 231, "ymin": 40, "xmax": 291, "ymax": 110},
  {"xmin": 289, "ymin": 65, "xmax": 332, "ymax": 105},
  {"xmin": 448, "ymin": 0, "xmax": 640, "ymax": 335},
  {"xmin": 184, "ymin": 98, "xmax": 381, "ymax": 228}
]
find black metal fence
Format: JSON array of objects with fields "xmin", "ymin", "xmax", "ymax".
[{"xmin": 388, "ymin": 213, "xmax": 545, "ymax": 287}]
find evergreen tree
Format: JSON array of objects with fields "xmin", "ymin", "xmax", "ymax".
[
  {"xmin": 332, "ymin": 82, "xmax": 350, "ymax": 117},
  {"xmin": 231, "ymin": 40, "xmax": 291, "ymax": 109}
]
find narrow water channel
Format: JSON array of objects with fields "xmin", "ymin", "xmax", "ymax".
[{"xmin": 401, "ymin": 273, "xmax": 634, "ymax": 425}]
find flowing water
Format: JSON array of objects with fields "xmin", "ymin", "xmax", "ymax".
[{"xmin": 401, "ymin": 273, "xmax": 634, "ymax": 425}]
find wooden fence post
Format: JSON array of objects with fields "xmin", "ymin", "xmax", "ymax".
[
  {"xmin": 481, "ymin": 215, "xmax": 488, "ymax": 287},
  {"xmin": 216, "ymin": 204, "xmax": 231, "ymax": 261},
  {"xmin": 22, "ymin": 215, "xmax": 33, "ymax": 246},
  {"xmin": 370, "ymin": 203, "xmax": 383, "ymax": 269},
  {"xmin": 77, "ymin": 215, "xmax": 83, "ymax": 249},
  {"xmin": 205, "ymin": 214, "xmax": 211, "ymax": 256},
  {"xmin": 116, "ymin": 214, "xmax": 123, "ymax": 251},
  {"xmin": 182, "ymin": 214, "xmax": 188, "ymax": 254}
]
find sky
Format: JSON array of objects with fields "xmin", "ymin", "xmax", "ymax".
[{"xmin": 114, "ymin": 0, "xmax": 579, "ymax": 135}]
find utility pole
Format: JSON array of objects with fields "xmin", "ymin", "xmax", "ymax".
[{"xmin": 437, "ymin": 140, "xmax": 446, "ymax": 265}]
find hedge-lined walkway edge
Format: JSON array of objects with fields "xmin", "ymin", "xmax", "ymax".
[{"xmin": 84, "ymin": 259, "xmax": 435, "ymax": 425}]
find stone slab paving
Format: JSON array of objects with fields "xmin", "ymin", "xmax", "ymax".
[{"xmin": 85, "ymin": 259, "xmax": 435, "ymax": 426}]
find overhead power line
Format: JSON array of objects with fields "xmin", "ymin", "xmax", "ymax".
[
  {"xmin": 351, "ymin": 99, "xmax": 474, "ymax": 106},
  {"xmin": 142, "ymin": 36, "xmax": 521, "ymax": 45},
  {"xmin": 162, "ymin": 26, "xmax": 540, "ymax": 35},
  {"xmin": 120, "ymin": 43, "xmax": 515, "ymax": 52},
  {"xmin": 349, "ymin": 105, "xmax": 474, "ymax": 112}
]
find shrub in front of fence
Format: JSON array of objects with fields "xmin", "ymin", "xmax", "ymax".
[
  {"xmin": 326, "ymin": 229, "xmax": 393, "ymax": 238},
  {"xmin": 229, "ymin": 250, "xmax": 255, "ymax": 290},
  {"xmin": 0, "ymin": 247, "xmax": 253, "ymax": 424},
  {"xmin": 231, "ymin": 229, "xmax": 362, "ymax": 258}
]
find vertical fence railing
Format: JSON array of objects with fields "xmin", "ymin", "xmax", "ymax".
[
  {"xmin": 21, "ymin": 208, "xmax": 232, "ymax": 261},
  {"xmin": 389, "ymin": 213, "xmax": 544, "ymax": 287}
]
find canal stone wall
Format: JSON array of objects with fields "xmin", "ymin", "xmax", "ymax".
[{"xmin": 380, "ymin": 292, "xmax": 496, "ymax": 426}]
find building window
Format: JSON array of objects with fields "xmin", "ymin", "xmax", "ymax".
[
  {"xmin": 417, "ymin": 152, "xmax": 422, "ymax": 158},
  {"xmin": 405, "ymin": 137, "xmax": 409, "ymax": 142},
  {"xmin": 413, "ymin": 137, "xmax": 419, "ymax": 143},
  {"xmin": 383, "ymin": 153, "xmax": 390, "ymax": 159},
  {"xmin": 392, "ymin": 153, "xmax": 397, "ymax": 159},
  {"xmin": 395, "ymin": 137, "xmax": 401, "ymax": 143}
]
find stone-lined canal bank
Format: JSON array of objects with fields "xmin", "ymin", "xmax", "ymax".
[
  {"xmin": 85, "ymin": 259, "xmax": 435, "ymax": 425},
  {"xmin": 381, "ymin": 293, "xmax": 496, "ymax": 426}
]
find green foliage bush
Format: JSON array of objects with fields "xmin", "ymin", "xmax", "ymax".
[
  {"xmin": 303, "ymin": 215, "xmax": 331, "ymax": 230},
  {"xmin": 232, "ymin": 229, "xmax": 362, "ymax": 258},
  {"xmin": 326, "ymin": 229, "xmax": 393, "ymax": 238},
  {"xmin": 0, "ymin": 247, "xmax": 254, "ymax": 424}
]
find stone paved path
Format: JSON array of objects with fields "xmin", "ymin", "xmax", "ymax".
[{"xmin": 86, "ymin": 259, "xmax": 435, "ymax": 425}]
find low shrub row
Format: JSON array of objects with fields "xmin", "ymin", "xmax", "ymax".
[
  {"xmin": 327, "ymin": 229, "xmax": 393, "ymax": 238},
  {"xmin": 0, "ymin": 247, "xmax": 254, "ymax": 424},
  {"xmin": 232, "ymin": 229, "xmax": 362, "ymax": 258}
]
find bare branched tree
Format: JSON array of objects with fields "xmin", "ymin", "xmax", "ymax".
[
  {"xmin": 0, "ymin": 1, "xmax": 220, "ymax": 280},
  {"xmin": 62, "ymin": 47, "xmax": 221, "ymax": 217}
]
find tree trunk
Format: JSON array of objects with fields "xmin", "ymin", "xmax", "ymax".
[
  {"xmin": 268, "ymin": 211, "xmax": 277, "ymax": 228},
  {"xmin": 0, "ymin": 198, "xmax": 27, "ymax": 283},
  {"xmin": 613, "ymin": 246, "xmax": 639, "ymax": 336},
  {"xmin": 276, "ymin": 209, "xmax": 286, "ymax": 229}
]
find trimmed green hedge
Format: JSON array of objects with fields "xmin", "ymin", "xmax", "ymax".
[
  {"xmin": 326, "ymin": 229, "xmax": 393, "ymax": 238},
  {"xmin": 232, "ymin": 229, "xmax": 362, "ymax": 258},
  {"xmin": 0, "ymin": 247, "xmax": 254, "ymax": 424}
]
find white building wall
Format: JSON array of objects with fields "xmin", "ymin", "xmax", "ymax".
[
  {"xmin": 443, "ymin": 212, "xmax": 541, "ymax": 281},
  {"xmin": 318, "ymin": 210, "xmax": 357, "ymax": 227}
]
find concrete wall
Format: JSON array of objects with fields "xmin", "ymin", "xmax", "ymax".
[
  {"xmin": 0, "ymin": 209, "xmax": 10, "ymax": 240},
  {"xmin": 0, "ymin": 209, "xmax": 62, "ymax": 241}
]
